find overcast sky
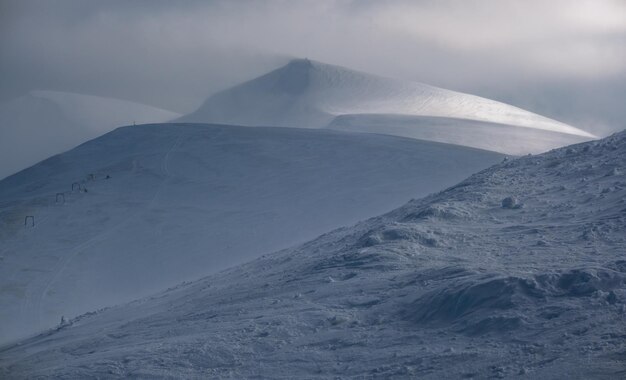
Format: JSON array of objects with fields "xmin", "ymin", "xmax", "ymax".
[{"xmin": 1, "ymin": 0, "xmax": 625, "ymax": 135}]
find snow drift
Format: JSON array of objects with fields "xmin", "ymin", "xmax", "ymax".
[
  {"xmin": 0, "ymin": 91, "xmax": 180, "ymax": 180},
  {"xmin": 0, "ymin": 123, "xmax": 503, "ymax": 344},
  {"xmin": 179, "ymin": 59, "xmax": 595, "ymax": 155},
  {"xmin": 1, "ymin": 129, "xmax": 624, "ymax": 379}
]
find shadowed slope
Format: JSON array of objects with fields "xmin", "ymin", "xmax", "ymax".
[
  {"xmin": 0, "ymin": 123, "xmax": 503, "ymax": 344},
  {"xmin": 2, "ymin": 130, "xmax": 624, "ymax": 379}
]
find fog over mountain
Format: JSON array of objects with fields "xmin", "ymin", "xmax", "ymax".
[
  {"xmin": 0, "ymin": 91, "xmax": 179, "ymax": 179},
  {"xmin": 180, "ymin": 59, "xmax": 594, "ymax": 155},
  {"xmin": 1, "ymin": 0, "xmax": 624, "ymax": 135}
]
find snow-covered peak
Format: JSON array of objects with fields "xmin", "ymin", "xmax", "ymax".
[
  {"xmin": 2, "ymin": 130, "xmax": 623, "ymax": 378},
  {"xmin": 179, "ymin": 59, "xmax": 595, "ymax": 154},
  {"xmin": 259, "ymin": 58, "xmax": 315, "ymax": 95}
]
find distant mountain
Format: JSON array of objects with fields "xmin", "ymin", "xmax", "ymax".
[
  {"xmin": 2, "ymin": 128, "xmax": 623, "ymax": 378},
  {"xmin": 0, "ymin": 91, "xmax": 180, "ymax": 179},
  {"xmin": 179, "ymin": 59, "xmax": 595, "ymax": 154},
  {"xmin": 0, "ymin": 123, "xmax": 503, "ymax": 344}
]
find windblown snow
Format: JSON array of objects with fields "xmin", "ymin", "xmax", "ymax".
[
  {"xmin": 0, "ymin": 91, "xmax": 180, "ymax": 180},
  {"xmin": 0, "ymin": 123, "xmax": 503, "ymax": 345},
  {"xmin": 1, "ymin": 129, "xmax": 624, "ymax": 379},
  {"xmin": 179, "ymin": 59, "xmax": 596, "ymax": 155}
]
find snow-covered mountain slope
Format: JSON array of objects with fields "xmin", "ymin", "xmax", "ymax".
[
  {"xmin": 328, "ymin": 114, "xmax": 592, "ymax": 156},
  {"xmin": 0, "ymin": 91, "xmax": 180, "ymax": 180},
  {"xmin": 179, "ymin": 59, "xmax": 596, "ymax": 155},
  {"xmin": 2, "ymin": 130, "xmax": 624, "ymax": 379},
  {"xmin": 0, "ymin": 123, "xmax": 503, "ymax": 344}
]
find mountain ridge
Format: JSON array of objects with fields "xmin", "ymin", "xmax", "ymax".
[{"xmin": 179, "ymin": 59, "xmax": 595, "ymax": 154}]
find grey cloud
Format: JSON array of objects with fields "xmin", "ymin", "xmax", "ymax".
[{"xmin": 1, "ymin": 0, "xmax": 624, "ymax": 134}]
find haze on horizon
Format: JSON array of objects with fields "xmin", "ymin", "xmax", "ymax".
[{"xmin": 1, "ymin": 0, "xmax": 625, "ymax": 136}]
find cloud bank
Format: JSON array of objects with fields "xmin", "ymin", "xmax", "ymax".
[{"xmin": 1, "ymin": 0, "xmax": 624, "ymax": 134}]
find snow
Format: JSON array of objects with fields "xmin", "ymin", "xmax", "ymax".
[
  {"xmin": 0, "ymin": 91, "xmax": 180, "ymax": 180},
  {"xmin": 327, "ymin": 114, "xmax": 592, "ymax": 156},
  {"xmin": 1, "ymin": 129, "xmax": 623, "ymax": 379},
  {"xmin": 179, "ymin": 59, "xmax": 596, "ymax": 154},
  {"xmin": 0, "ymin": 123, "xmax": 503, "ymax": 345}
]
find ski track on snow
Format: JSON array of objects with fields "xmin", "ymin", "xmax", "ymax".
[{"xmin": 35, "ymin": 136, "xmax": 182, "ymax": 328}]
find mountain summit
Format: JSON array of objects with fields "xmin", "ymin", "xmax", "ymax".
[{"xmin": 179, "ymin": 59, "xmax": 595, "ymax": 154}]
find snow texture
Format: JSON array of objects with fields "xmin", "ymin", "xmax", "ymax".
[
  {"xmin": 179, "ymin": 59, "xmax": 595, "ymax": 155},
  {"xmin": 0, "ymin": 123, "xmax": 503, "ymax": 345},
  {"xmin": 0, "ymin": 91, "xmax": 180, "ymax": 180},
  {"xmin": 1, "ymin": 129, "xmax": 624, "ymax": 379}
]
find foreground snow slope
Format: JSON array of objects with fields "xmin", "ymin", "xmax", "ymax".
[
  {"xmin": 0, "ymin": 91, "xmax": 180, "ymax": 180},
  {"xmin": 0, "ymin": 123, "xmax": 503, "ymax": 344},
  {"xmin": 180, "ymin": 59, "xmax": 595, "ymax": 154},
  {"xmin": 2, "ymin": 130, "xmax": 624, "ymax": 379}
]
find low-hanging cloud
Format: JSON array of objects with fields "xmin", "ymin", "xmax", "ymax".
[{"xmin": 1, "ymin": 0, "xmax": 624, "ymax": 134}]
